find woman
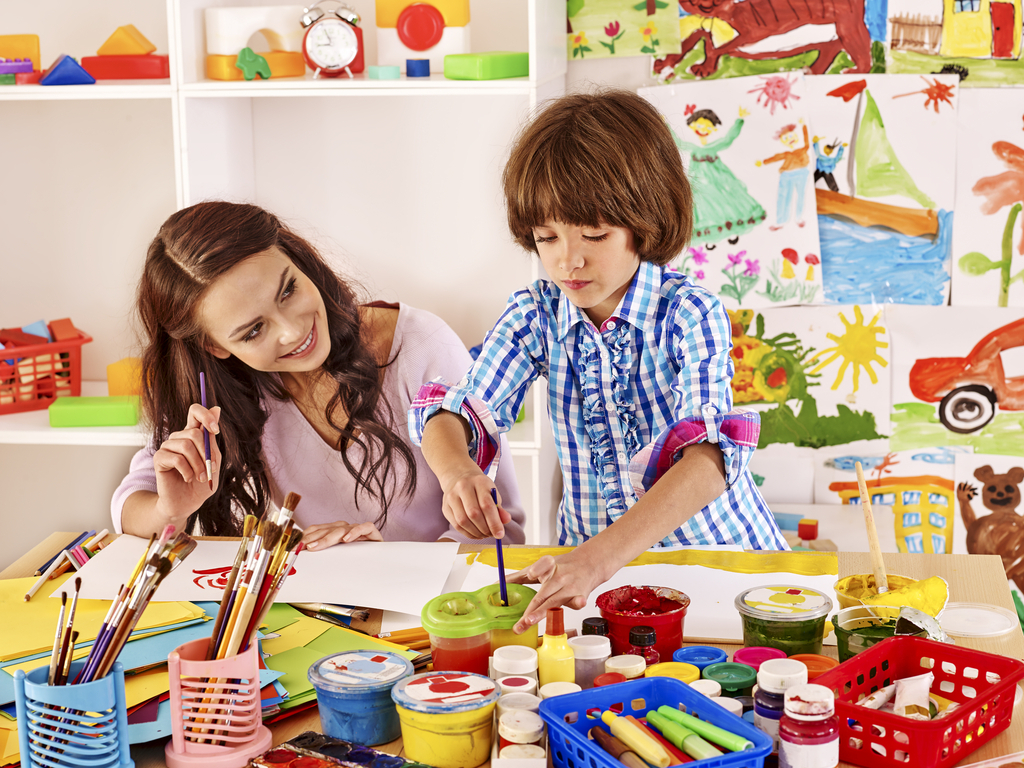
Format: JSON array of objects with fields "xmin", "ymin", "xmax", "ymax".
[{"xmin": 112, "ymin": 201, "xmax": 525, "ymax": 548}]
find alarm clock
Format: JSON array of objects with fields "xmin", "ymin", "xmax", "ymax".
[{"xmin": 300, "ymin": 0, "xmax": 365, "ymax": 78}]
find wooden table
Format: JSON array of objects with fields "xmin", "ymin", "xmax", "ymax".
[{"xmin": 5, "ymin": 535, "xmax": 1024, "ymax": 767}]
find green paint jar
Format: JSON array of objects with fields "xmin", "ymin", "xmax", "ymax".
[
  {"xmin": 702, "ymin": 661, "xmax": 757, "ymax": 697},
  {"xmin": 734, "ymin": 585, "xmax": 833, "ymax": 656},
  {"xmin": 832, "ymin": 605, "xmax": 923, "ymax": 662}
]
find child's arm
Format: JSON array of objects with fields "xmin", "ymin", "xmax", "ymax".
[{"xmin": 508, "ymin": 442, "xmax": 726, "ymax": 629}]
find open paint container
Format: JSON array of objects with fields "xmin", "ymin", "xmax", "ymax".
[
  {"xmin": 422, "ymin": 584, "xmax": 538, "ymax": 676},
  {"xmin": 307, "ymin": 650, "xmax": 414, "ymax": 745},
  {"xmin": 595, "ymin": 585, "xmax": 690, "ymax": 660},
  {"xmin": 734, "ymin": 585, "xmax": 832, "ymax": 655}
]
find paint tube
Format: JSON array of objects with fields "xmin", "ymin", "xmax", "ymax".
[
  {"xmin": 857, "ymin": 683, "xmax": 895, "ymax": 710},
  {"xmin": 894, "ymin": 672, "xmax": 934, "ymax": 720}
]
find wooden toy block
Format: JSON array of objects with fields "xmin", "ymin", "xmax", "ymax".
[
  {"xmin": 40, "ymin": 55, "xmax": 96, "ymax": 86},
  {"xmin": 82, "ymin": 54, "xmax": 169, "ymax": 80},
  {"xmin": 367, "ymin": 64, "xmax": 401, "ymax": 79},
  {"xmin": 0, "ymin": 74, "xmax": 14, "ymax": 85},
  {"xmin": 49, "ymin": 396, "xmax": 139, "ymax": 428},
  {"xmin": 17, "ymin": 355, "xmax": 56, "ymax": 384},
  {"xmin": 0, "ymin": 35, "xmax": 41, "ymax": 70},
  {"xmin": 406, "ymin": 58, "xmax": 430, "ymax": 77},
  {"xmin": 205, "ymin": 51, "xmax": 304, "ymax": 80},
  {"xmin": 0, "ymin": 58, "xmax": 33, "ymax": 74},
  {"xmin": 106, "ymin": 357, "xmax": 142, "ymax": 397},
  {"xmin": 15, "ymin": 70, "xmax": 41, "ymax": 85},
  {"xmin": 96, "ymin": 24, "xmax": 156, "ymax": 56},
  {"xmin": 376, "ymin": 0, "xmax": 470, "ymax": 29},
  {"xmin": 444, "ymin": 51, "xmax": 528, "ymax": 80},
  {"xmin": 48, "ymin": 318, "xmax": 79, "ymax": 342},
  {"xmin": 235, "ymin": 47, "xmax": 271, "ymax": 80},
  {"xmin": 377, "ymin": 25, "xmax": 468, "ymax": 72},
  {"xmin": 0, "ymin": 328, "xmax": 48, "ymax": 346},
  {"xmin": 21, "ymin": 319, "xmax": 51, "ymax": 341},
  {"xmin": 798, "ymin": 518, "xmax": 819, "ymax": 540},
  {"xmin": 204, "ymin": 6, "xmax": 307, "ymax": 56}
]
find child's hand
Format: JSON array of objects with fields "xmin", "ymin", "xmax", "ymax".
[
  {"xmin": 440, "ymin": 470, "xmax": 510, "ymax": 539},
  {"xmin": 303, "ymin": 521, "xmax": 383, "ymax": 550},
  {"xmin": 507, "ymin": 549, "xmax": 606, "ymax": 633},
  {"xmin": 152, "ymin": 404, "xmax": 221, "ymax": 523}
]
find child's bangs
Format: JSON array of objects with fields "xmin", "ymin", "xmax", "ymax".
[{"xmin": 517, "ymin": 150, "xmax": 608, "ymax": 230}]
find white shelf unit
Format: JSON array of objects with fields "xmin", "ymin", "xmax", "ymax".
[{"xmin": 0, "ymin": 0, "xmax": 564, "ymax": 553}]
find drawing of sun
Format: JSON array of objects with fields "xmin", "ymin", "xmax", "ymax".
[
  {"xmin": 748, "ymin": 74, "xmax": 799, "ymax": 115},
  {"xmin": 806, "ymin": 306, "xmax": 888, "ymax": 393},
  {"xmin": 893, "ymin": 76, "xmax": 956, "ymax": 113}
]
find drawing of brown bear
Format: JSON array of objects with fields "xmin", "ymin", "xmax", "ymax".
[
  {"xmin": 653, "ymin": 0, "xmax": 873, "ymax": 79},
  {"xmin": 958, "ymin": 465, "xmax": 1024, "ymax": 591}
]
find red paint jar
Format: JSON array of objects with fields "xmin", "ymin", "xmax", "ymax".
[
  {"xmin": 778, "ymin": 684, "xmax": 839, "ymax": 768},
  {"xmin": 625, "ymin": 625, "xmax": 660, "ymax": 666},
  {"xmin": 596, "ymin": 585, "xmax": 690, "ymax": 661}
]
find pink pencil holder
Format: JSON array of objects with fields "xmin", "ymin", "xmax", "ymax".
[{"xmin": 165, "ymin": 637, "xmax": 272, "ymax": 768}]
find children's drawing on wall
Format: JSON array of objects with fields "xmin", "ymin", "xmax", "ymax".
[
  {"xmin": 567, "ymin": 0, "xmax": 681, "ymax": 59},
  {"xmin": 650, "ymin": 0, "xmax": 887, "ymax": 82},
  {"xmin": 641, "ymin": 75, "xmax": 823, "ymax": 307},
  {"xmin": 951, "ymin": 89, "xmax": 1024, "ymax": 307},
  {"xmin": 728, "ymin": 305, "xmax": 889, "ymax": 448},
  {"xmin": 952, "ymin": 454, "xmax": 1024, "ymax": 592},
  {"xmin": 887, "ymin": 0, "xmax": 1024, "ymax": 85},
  {"xmin": 805, "ymin": 74, "xmax": 958, "ymax": 304},
  {"xmin": 815, "ymin": 448, "xmax": 963, "ymax": 553},
  {"xmin": 888, "ymin": 305, "xmax": 1024, "ymax": 454}
]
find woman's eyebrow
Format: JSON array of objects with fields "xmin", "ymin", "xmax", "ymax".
[{"xmin": 229, "ymin": 266, "xmax": 289, "ymax": 338}]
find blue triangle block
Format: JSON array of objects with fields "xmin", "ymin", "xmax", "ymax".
[{"xmin": 40, "ymin": 54, "xmax": 96, "ymax": 86}]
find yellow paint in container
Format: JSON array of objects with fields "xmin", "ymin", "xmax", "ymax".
[
  {"xmin": 391, "ymin": 671, "xmax": 499, "ymax": 768},
  {"xmin": 644, "ymin": 661, "xmax": 701, "ymax": 684}
]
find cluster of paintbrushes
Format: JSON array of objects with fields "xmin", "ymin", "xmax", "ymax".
[
  {"xmin": 51, "ymin": 526, "xmax": 196, "ymax": 686},
  {"xmin": 207, "ymin": 492, "xmax": 304, "ymax": 660}
]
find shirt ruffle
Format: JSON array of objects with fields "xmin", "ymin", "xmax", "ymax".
[
  {"xmin": 578, "ymin": 324, "xmax": 643, "ymax": 518},
  {"xmin": 627, "ymin": 409, "xmax": 760, "ymax": 498}
]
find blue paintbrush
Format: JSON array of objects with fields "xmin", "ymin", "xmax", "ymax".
[
  {"xmin": 491, "ymin": 488, "xmax": 508, "ymax": 606},
  {"xmin": 200, "ymin": 371, "xmax": 213, "ymax": 490}
]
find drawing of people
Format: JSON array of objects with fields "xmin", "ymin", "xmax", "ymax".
[
  {"xmin": 756, "ymin": 121, "xmax": 811, "ymax": 230},
  {"xmin": 672, "ymin": 106, "xmax": 766, "ymax": 247},
  {"xmin": 813, "ymin": 135, "xmax": 847, "ymax": 193}
]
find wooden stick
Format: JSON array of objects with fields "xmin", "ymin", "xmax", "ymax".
[{"xmin": 855, "ymin": 461, "xmax": 888, "ymax": 594}]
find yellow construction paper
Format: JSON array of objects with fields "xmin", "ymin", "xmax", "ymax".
[
  {"xmin": 475, "ymin": 547, "xmax": 838, "ymax": 577},
  {"xmin": 124, "ymin": 667, "xmax": 170, "ymax": 708},
  {"xmin": 0, "ymin": 576, "xmax": 203, "ymax": 662},
  {"xmin": 260, "ymin": 616, "xmax": 332, "ymax": 656}
]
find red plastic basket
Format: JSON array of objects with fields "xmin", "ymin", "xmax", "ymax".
[
  {"xmin": 0, "ymin": 328, "xmax": 92, "ymax": 415},
  {"xmin": 814, "ymin": 636, "xmax": 1024, "ymax": 768}
]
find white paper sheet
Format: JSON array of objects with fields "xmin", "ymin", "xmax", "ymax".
[{"xmin": 58, "ymin": 536, "xmax": 460, "ymax": 617}]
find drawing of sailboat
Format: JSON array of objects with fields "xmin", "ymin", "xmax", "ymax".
[{"xmin": 816, "ymin": 78, "xmax": 952, "ymax": 304}]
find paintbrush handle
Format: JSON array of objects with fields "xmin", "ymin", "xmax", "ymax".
[
  {"xmin": 856, "ymin": 461, "xmax": 888, "ymax": 594},
  {"xmin": 48, "ymin": 602, "xmax": 67, "ymax": 686},
  {"xmin": 207, "ymin": 560, "xmax": 244, "ymax": 659}
]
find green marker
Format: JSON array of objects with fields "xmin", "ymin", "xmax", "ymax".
[
  {"xmin": 655, "ymin": 705, "xmax": 754, "ymax": 752},
  {"xmin": 645, "ymin": 710, "xmax": 722, "ymax": 761}
]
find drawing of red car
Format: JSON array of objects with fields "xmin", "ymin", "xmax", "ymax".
[{"xmin": 909, "ymin": 316, "xmax": 1024, "ymax": 433}]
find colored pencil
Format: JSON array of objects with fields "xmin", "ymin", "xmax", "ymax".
[
  {"xmin": 491, "ymin": 488, "xmax": 508, "ymax": 606},
  {"xmin": 34, "ymin": 530, "xmax": 93, "ymax": 576},
  {"xmin": 200, "ymin": 371, "xmax": 213, "ymax": 489},
  {"xmin": 26, "ymin": 554, "xmax": 65, "ymax": 601},
  {"xmin": 206, "ymin": 515, "xmax": 256, "ymax": 659}
]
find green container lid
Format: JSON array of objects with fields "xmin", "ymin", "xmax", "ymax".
[
  {"xmin": 734, "ymin": 585, "xmax": 832, "ymax": 622},
  {"xmin": 702, "ymin": 662, "xmax": 757, "ymax": 692},
  {"xmin": 421, "ymin": 583, "xmax": 536, "ymax": 638}
]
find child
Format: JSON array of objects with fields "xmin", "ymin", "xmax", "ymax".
[
  {"xmin": 410, "ymin": 90, "xmax": 785, "ymax": 631},
  {"xmin": 112, "ymin": 201, "xmax": 524, "ymax": 547},
  {"xmin": 756, "ymin": 120, "xmax": 811, "ymax": 230},
  {"xmin": 813, "ymin": 135, "xmax": 847, "ymax": 193}
]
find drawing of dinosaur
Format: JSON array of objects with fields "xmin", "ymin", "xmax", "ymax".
[{"xmin": 654, "ymin": 0, "xmax": 873, "ymax": 79}]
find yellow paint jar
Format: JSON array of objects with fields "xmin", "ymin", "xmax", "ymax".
[
  {"xmin": 391, "ymin": 671, "xmax": 499, "ymax": 768},
  {"xmin": 644, "ymin": 661, "xmax": 701, "ymax": 684},
  {"xmin": 833, "ymin": 573, "xmax": 918, "ymax": 609}
]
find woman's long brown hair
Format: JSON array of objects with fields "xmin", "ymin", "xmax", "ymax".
[{"xmin": 136, "ymin": 201, "xmax": 416, "ymax": 535}]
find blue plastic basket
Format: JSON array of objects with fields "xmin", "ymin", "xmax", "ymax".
[
  {"xmin": 14, "ymin": 660, "xmax": 133, "ymax": 768},
  {"xmin": 539, "ymin": 677, "xmax": 771, "ymax": 768}
]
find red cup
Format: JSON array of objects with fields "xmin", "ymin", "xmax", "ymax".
[{"xmin": 596, "ymin": 586, "xmax": 690, "ymax": 662}]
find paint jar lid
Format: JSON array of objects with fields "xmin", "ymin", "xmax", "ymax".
[
  {"xmin": 628, "ymin": 625, "xmax": 656, "ymax": 646},
  {"xmin": 500, "ymin": 745, "xmax": 547, "ymax": 760},
  {"xmin": 716, "ymin": 696, "xmax": 743, "ymax": 716},
  {"xmin": 673, "ymin": 646, "xmax": 728, "ymax": 670},
  {"xmin": 735, "ymin": 586, "xmax": 832, "ymax": 621},
  {"xmin": 582, "ymin": 617, "xmax": 609, "ymax": 636},
  {"xmin": 307, "ymin": 651, "xmax": 413, "ymax": 694},
  {"xmin": 756, "ymin": 658, "xmax": 809, "ymax": 693},
  {"xmin": 539, "ymin": 681, "xmax": 582, "ymax": 698},
  {"xmin": 702, "ymin": 662, "xmax": 757, "ymax": 692},
  {"xmin": 939, "ymin": 603, "xmax": 1018, "ymax": 638},
  {"xmin": 496, "ymin": 692, "xmax": 542, "ymax": 719},
  {"xmin": 733, "ymin": 646, "xmax": 787, "ymax": 671},
  {"xmin": 593, "ymin": 672, "xmax": 628, "ymax": 687},
  {"xmin": 568, "ymin": 635, "xmax": 612, "ymax": 660},
  {"xmin": 645, "ymin": 662, "xmax": 700, "ymax": 684},
  {"xmin": 605, "ymin": 655, "xmax": 646, "ymax": 679},
  {"xmin": 497, "ymin": 676, "xmax": 537, "ymax": 695},
  {"xmin": 498, "ymin": 710, "xmax": 545, "ymax": 743},
  {"xmin": 492, "ymin": 645, "xmax": 539, "ymax": 675},
  {"xmin": 784, "ymin": 683, "xmax": 835, "ymax": 719},
  {"xmin": 788, "ymin": 654, "xmax": 840, "ymax": 680},
  {"xmin": 391, "ymin": 671, "xmax": 498, "ymax": 713},
  {"xmin": 688, "ymin": 678, "xmax": 722, "ymax": 697}
]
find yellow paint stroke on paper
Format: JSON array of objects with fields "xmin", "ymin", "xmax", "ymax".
[
  {"xmin": 806, "ymin": 306, "xmax": 888, "ymax": 393},
  {"xmin": 475, "ymin": 548, "xmax": 837, "ymax": 577}
]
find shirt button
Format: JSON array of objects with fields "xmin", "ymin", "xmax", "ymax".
[
  {"xmin": 702, "ymin": 404, "xmax": 717, "ymax": 416},
  {"xmin": 605, "ymin": 320, "xmax": 617, "ymax": 330},
  {"xmin": 617, "ymin": 451, "xmax": 627, "ymax": 460}
]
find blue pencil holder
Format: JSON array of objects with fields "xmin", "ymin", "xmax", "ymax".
[
  {"xmin": 14, "ymin": 660, "xmax": 133, "ymax": 768},
  {"xmin": 539, "ymin": 676, "xmax": 771, "ymax": 768}
]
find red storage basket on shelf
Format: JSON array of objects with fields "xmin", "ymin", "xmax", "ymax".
[
  {"xmin": 0, "ymin": 329, "xmax": 92, "ymax": 415},
  {"xmin": 814, "ymin": 635, "xmax": 1024, "ymax": 768}
]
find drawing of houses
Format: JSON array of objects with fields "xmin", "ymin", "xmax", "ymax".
[
  {"xmin": 939, "ymin": 0, "xmax": 1021, "ymax": 58},
  {"xmin": 829, "ymin": 475, "xmax": 956, "ymax": 553}
]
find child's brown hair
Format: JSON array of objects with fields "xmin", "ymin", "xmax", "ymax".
[{"xmin": 502, "ymin": 89, "xmax": 693, "ymax": 266}]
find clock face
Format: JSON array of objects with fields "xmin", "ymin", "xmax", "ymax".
[{"xmin": 305, "ymin": 18, "xmax": 358, "ymax": 69}]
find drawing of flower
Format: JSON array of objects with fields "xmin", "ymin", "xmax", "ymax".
[
  {"xmin": 639, "ymin": 21, "xmax": 660, "ymax": 55},
  {"xmin": 677, "ymin": 245, "xmax": 709, "ymax": 278},
  {"xmin": 695, "ymin": 270, "xmax": 705, "ymax": 280},
  {"xmin": 727, "ymin": 252, "xmax": 744, "ymax": 265},
  {"xmin": 600, "ymin": 21, "xmax": 625, "ymax": 55},
  {"xmin": 691, "ymin": 246, "xmax": 709, "ymax": 265},
  {"xmin": 571, "ymin": 31, "xmax": 592, "ymax": 59},
  {"xmin": 959, "ymin": 141, "xmax": 1024, "ymax": 306},
  {"xmin": 744, "ymin": 258, "xmax": 760, "ymax": 277},
  {"xmin": 805, "ymin": 253, "xmax": 820, "ymax": 281},
  {"xmin": 781, "ymin": 248, "xmax": 798, "ymax": 279},
  {"xmin": 720, "ymin": 250, "xmax": 758, "ymax": 303}
]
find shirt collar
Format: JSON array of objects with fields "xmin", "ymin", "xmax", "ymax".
[{"xmin": 554, "ymin": 261, "xmax": 663, "ymax": 341}]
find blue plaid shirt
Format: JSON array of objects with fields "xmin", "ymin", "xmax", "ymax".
[{"xmin": 409, "ymin": 261, "xmax": 786, "ymax": 549}]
